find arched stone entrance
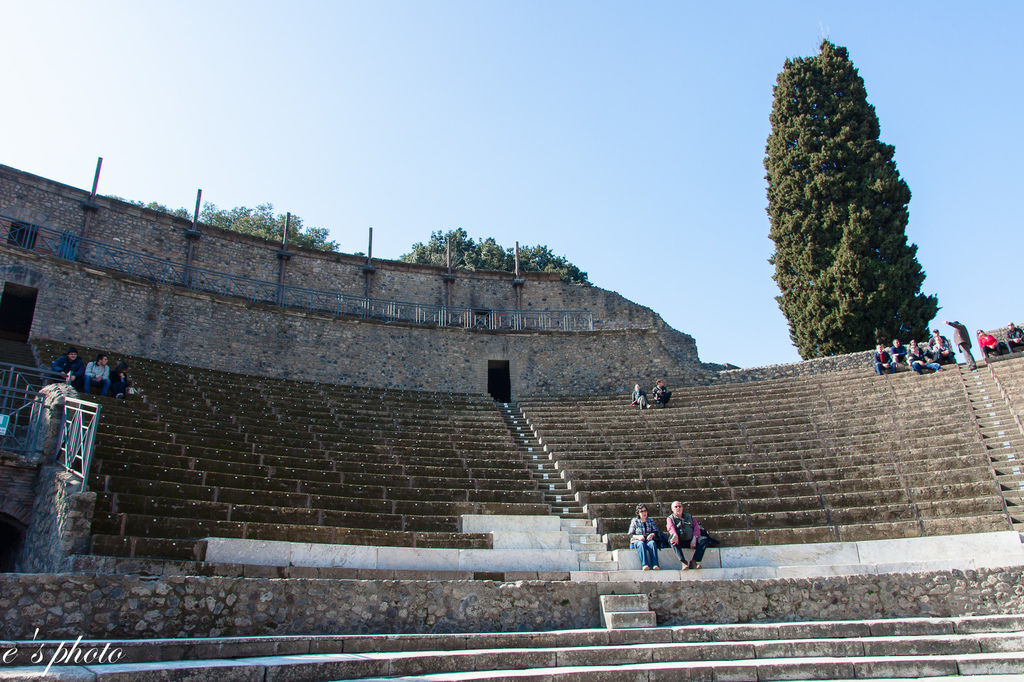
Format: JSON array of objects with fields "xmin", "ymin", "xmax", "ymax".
[{"xmin": 0, "ymin": 514, "xmax": 25, "ymax": 572}]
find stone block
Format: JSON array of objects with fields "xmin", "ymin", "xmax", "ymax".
[
  {"xmin": 957, "ymin": 652, "xmax": 1024, "ymax": 675},
  {"xmin": 458, "ymin": 548, "xmax": 577, "ymax": 572},
  {"xmin": 721, "ymin": 540, "xmax": 858, "ymax": 568},
  {"xmin": 491, "ymin": 530, "xmax": 570, "ymax": 550},
  {"xmin": 203, "ymin": 538, "xmax": 291, "ymax": 566},
  {"xmin": 377, "ymin": 547, "xmax": 458, "ymax": 571},
  {"xmin": 290, "ymin": 543, "xmax": 378, "ymax": 569},
  {"xmin": 460, "ymin": 514, "xmax": 561, "ymax": 533},
  {"xmin": 855, "ymin": 530, "xmax": 1024, "ymax": 565}
]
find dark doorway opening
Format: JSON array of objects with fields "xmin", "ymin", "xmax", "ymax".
[
  {"xmin": 487, "ymin": 360, "xmax": 511, "ymax": 403},
  {"xmin": 0, "ymin": 283, "xmax": 38, "ymax": 342},
  {"xmin": 0, "ymin": 519, "xmax": 23, "ymax": 572}
]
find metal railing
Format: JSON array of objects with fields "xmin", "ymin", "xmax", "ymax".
[
  {"xmin": 0, "ymin": 385, "xmax": 47, "ymax": 457},
  {"xmin": 2, "ymin": 216, "xmax": 595, "ymax": 332},
  {"xmin": 55, "ymin": 397, "xmax": 101, "ymax": 492},
  {"xmin": 0, "ymin": 361, "xmax": 63, "ymax": 394}
]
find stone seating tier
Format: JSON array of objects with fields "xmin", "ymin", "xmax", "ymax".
[
  {"xmin": 518, "ymin": 361, "xmax": 1014, "ymax": 549},
  {"xmin": 6, "ymin": 614, "xmax": 1024, "ymax": 679},
  {"xmin": 32, "ymin": 338, "xmax": 548, "ymax": 562}
]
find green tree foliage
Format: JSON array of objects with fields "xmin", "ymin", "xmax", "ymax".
[
  {"xmin": 110, "ymin": 197, "xmax": 338, "ymax": 252},
  {"xmin": 765, "ymin": 40, "xmax": 938, "ymax": 358},
  {"xmin": 399, "ymin": 228, "xmax": 590, "ymax": 285}
]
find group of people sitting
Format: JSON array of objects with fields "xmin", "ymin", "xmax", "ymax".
[
  {"xmin": 627, "ymin": 502, "xmax": 710, "ymax": 570},
  {"xmin": 874, "ymin": 321, "xmax": 1023, "ymax": 376},
  {"xmin": 631, "ymin": 379, "xmax": 672, "ymax": 409},
  {"xmin": 50, "ymin": 347, "xmax": 132, "ymax": 398}
]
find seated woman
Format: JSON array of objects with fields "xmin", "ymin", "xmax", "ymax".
[
  {"xmin": 631, "ymin": 384, "xmax": 649, "ymax": 409},
  {"xmin": 666, "ymin": 500, "xmax": 708, "ymax": 569},
  {"xmin": 627, "ymin": 504, "xmax": 660, "ymax": 570}
]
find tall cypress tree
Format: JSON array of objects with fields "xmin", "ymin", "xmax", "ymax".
[{"xmin": 765, "ymin": 40, "xmax": 938, "ymax": 359}]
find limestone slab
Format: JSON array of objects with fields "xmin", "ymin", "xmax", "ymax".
[
  {"xmin": 491, "ymin": 531, "xmax": 570, "ymax": 550},
  {"xmin": 460, "ymin": 515, "xmax": 562, "ymax": 533},
  {"xmin": 204, "ymin": 538, "xmax": 292, "ymax": 567},
  {"xmin": 290, "ymin": 543, "xmax": 377, "ymax": 569},
  {"xmin": 721, "ymin": 541, "xmax": 858, "ymax": 568},
  {"xmin": 458, "ymin": 549, "xmax": 577, "ymax": 572},
  {"xmin": 855, "ymin": 530, "xmax": 1024, "ymax": 565},
  {"xmin": 377, "ymin": 547, "xmax": 459, "ymax": 571}
]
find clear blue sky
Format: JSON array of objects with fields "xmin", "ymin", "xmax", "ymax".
[{"xmin": 3, "ymin": 2, "xmax": 1022, "ymax": 367}]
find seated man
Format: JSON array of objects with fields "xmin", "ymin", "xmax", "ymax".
[
  {"xmin": 928, "ymin": 330, "xmax": 956, "ymax": 365},
  {"xmin": 907, "ymin": 340, "xmax": 942, "ymax": 374},
  {"xmin": 83, "ymin": 353, "xmax": 111, "ymax": 396},
  {"xmin": 666, "ymin": 501, "xmax": 708, "ymax": 570},
  {"xmin": 888, "ymin": 338, "xmax": 908, "ymax": 367},
  {"xmin": 977, "ymin": 330, "xmax": 1009, "ymax": 361},
  {"xmin": 50, "ymin": 347, "xmax": 85, "ymax": 390},
  {"xmin": 1007, "ymin": 322, "xmax": 1024, "ymax": 353},
  {"xmin": 651, "ymin": 379, "xmax": 672, "ymax": 408},
  {"xmin": 874, "ymin": 344, "xmax": 896, "ymax": 375}
]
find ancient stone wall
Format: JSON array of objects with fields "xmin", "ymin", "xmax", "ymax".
[
  {"xmin": 0, "ymin": 566, "xmax": 1021, "ymax": 639},
  {"xmin": 714, "ymin": 350, "xmax": 873, "ymax": 383},
  {"xmin": 0, "ymin": 163, "xmax": 704, "ymax": 394},
  {"xmin": 0, "ymin": 249, "xmax": 706, "ymax": 395},
  {"xmin": 0, "ymin": 164, "xmax": 660, "ymax": 326},
  {"xmin": 15, "ymin": 466, "xmax": 95, "ymax": 573}
]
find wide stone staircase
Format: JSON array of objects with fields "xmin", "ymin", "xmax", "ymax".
[
  {"xmin": 977, "ymin": 358, "xmax": 1024, "ymax": 529},
  {"xmin": 32, "ymin": 339, "xmax": 550, "ymax": 564},
  {"xmin": 5, "ymin": 614, "xmax": 1024, "ymax": 680},
  {"xmin": 519, "ymin": 364, "xmax": 1015, "ymax": 556}
]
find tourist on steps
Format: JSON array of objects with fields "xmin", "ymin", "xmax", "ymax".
[
  {"xmin": 652, "ymin": 379, "xmax": 672, "ymax": 408},
  {"xmin": 873, "ymin": 345, "xmax": 897, "ymax": 375},
  {"xmin": 907, "ymin": 340, "xmax": 942, "ymax": 375},
  {"xmin": 927, "ymin": 330, "xmax": 956, "ymax": 366},
  {"xmin": 51, "ymin": 347, "xmax": 85, "ymax": 390},
  {"xmin": 945, "ymin": 320, "xmax": 977, "ymax": 370},
  {"xmin": 631, "ymin": 384, "xmax": 649, "ymax": 409},
  {"xmin": 1008, "ymin": 323, "xmax": 1024, "ymax": 353},
  {"xmin": 888, "ymin": 339, "xmax": 908, "ymax": 368},
  {"xmin": 667, "ymin": 501, "xmax": 707, "ymax": 570},
  {"xmin": 84, "ymin": 353, "xmax": 111, "ymax": 396},
  {"xmin": 628, "ymin": 504, "xmax": 660, "ymax": 570},
  {"xmin": 977, "ymin": 330, "xmax": 1009, "ymax": 361},
  {"xmin": 108, "ymin": 360, "xmax": 131, "ymax": 398}
]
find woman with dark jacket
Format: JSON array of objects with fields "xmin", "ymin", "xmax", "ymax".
[{"xmin": 627, "ymin": 504, "xmax": 660, "ymax": 570}]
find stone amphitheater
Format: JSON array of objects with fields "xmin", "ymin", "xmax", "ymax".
[{"xmin": 1, "ymin": 163, "xmax": 1023, "ymax": 680}]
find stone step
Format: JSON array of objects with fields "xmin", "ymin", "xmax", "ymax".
[
  {"xmin": 15, "ymin": 632, "xmax": 1024, "ymax": 680},
  {"xmin": 599, "ymin": 593, "xmax": 648, "ymax": 612}
]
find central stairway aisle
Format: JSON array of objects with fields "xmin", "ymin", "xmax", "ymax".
[
  {"xmin": 958, "ymin": 365, "xmax": 1024, "ymax": 531},
  {"xmin": 497, "ymin": 402, "xmax": 616, "ymax": 571}
]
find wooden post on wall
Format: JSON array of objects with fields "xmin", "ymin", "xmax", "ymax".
[
  {"xmin": 80, "ymin": 157, "xmax": 103, "ymax": 240},
  {"xmin": 276, "ymin": 212, "xmax": 292, "ymax": 306},
  {"xmin": 362, "ymin": 226, "xmax": 376, "ymax": 298},
  {"xmin": 184, "ymin": 189, "xmax": 202, "ymax": 288},
  {"xmin": 441, "ymin": 233, "xmax": 456, "ymax": 311},
  {"xmin": 512, "ymin": 240, "xmax": 525, "ymax": 310}
]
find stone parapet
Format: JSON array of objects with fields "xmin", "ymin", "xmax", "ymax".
[{"xmin": 1, "ymin": 565, "xmax": 1023, "ymax": 639}]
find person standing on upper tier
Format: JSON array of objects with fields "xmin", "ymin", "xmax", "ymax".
[{"xmin": 945, "ymin": 320, "xmax": 977, "ymax": 370}]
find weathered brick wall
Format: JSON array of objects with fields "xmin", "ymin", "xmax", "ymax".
[
  {"xmin": 0, "ymin": 164, "xmax": 662, "ymax": 327},
  {"xmin": 0, "ymin": 566, "xmax": 1021, "ymax": 639},
  {"xmin": 0, "ymin": 457, "xmax": 36, "ymax": 527},
  {"xmin": 0, "ymin": 249, "xmax": 704, "ymax": 396}
]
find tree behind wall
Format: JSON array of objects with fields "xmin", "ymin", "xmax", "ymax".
[
  {"xmin": 765, "ymin": 40, "xmax": 938, "ymax": 358},
  {"xmin": 400, "ymin": 228, "xmax": 590, "ymax": 285}
]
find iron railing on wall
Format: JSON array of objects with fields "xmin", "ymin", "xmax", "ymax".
[
  {"xmin": 2, "ymin": 216, "xmax": 595, "ymax": 332},
  {"xmin": 55, "ymin": 397, "xmax": 101, "ymax": 492},
  {"xmin": 0, "ymin": 385, "xmax": 47, "ymax": 457},
  {"xmin": 0, "ymin": 378, "xmax": 100, "ymax": 492},
  {"xmin": 0, "ymin": 361, "xmax": 63, "ymax": 394}
]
